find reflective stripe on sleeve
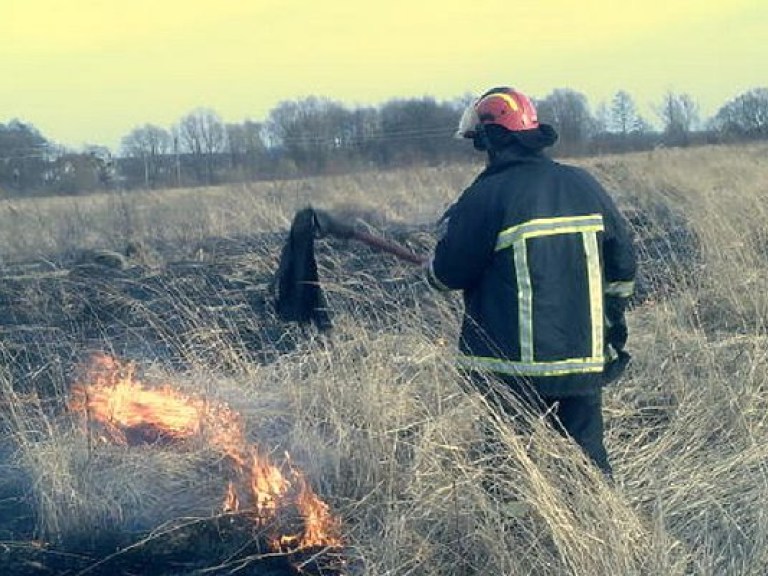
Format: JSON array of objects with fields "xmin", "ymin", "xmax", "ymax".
[
  {"xmin": 605, "ymin": 280, "xmax": 635, "ymax": 298},
  {"xmin": 426, "ymin": 257, "xmax": 452, "ymax": 292}
]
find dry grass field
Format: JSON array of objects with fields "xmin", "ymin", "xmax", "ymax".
[{"xmin": 1, "ymin": 142, "xmax": 767, "ymax": 575}]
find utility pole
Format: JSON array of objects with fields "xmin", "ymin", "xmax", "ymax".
[
  {"xmin": 173, "ymin": 135, "xmax": 181, "ymax": 188},
  {"xmin": 142, "ymin": 153, "xmax": 149, "ymax": 189}
]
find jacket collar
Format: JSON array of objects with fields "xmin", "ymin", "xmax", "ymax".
[{"xmin": 479, "ymin": 146, "xmax": 549, "ymax": 178}]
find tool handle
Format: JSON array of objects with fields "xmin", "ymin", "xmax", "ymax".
[
  {"xmin": 311, "ymin": 208, "xmax": 426, "ymax": 266},
  {"xmin": 350, "ymin": 230, "xmax": 427, "ymax": 266}
]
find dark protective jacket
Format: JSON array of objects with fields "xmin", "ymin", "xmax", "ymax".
[{"xmin": 428, "ymin": 148, "xmax": 636, "ymax": 397}]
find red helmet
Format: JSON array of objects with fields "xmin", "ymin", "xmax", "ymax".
[{"xmin": 456, "ymin": 87, "xmax": 539, "ymax": 138}]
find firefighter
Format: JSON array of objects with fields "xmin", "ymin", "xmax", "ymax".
[{"xmin": 427, "ymin": 87, "xmax": 636, "ymax": 476}]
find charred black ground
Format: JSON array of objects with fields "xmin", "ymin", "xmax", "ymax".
[
  {"xmin": 0, "ymin": 223, "xmax": 432, "ymax": 575},
  {"xmin": 0, "ymin": 206, "xmax": 693, "ymax": 575}
]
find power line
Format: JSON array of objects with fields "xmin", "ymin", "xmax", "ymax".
[
  {"xmin": 0, "ymin": 126, "xmax": 461, "ymax": 163},
  {"xmin": 272, "ymin": 128, "xmax": 456, "ymax": 146}
]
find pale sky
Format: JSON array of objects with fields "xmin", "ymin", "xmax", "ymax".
[{"xmin": 2, "ymin": 0, "xmax": 766, "ymax": 150}]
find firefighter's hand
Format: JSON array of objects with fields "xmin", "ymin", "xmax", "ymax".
[
  {"xmin": 603, "ymin": 347, "xmax": 631, "ymax": 384},
  {"xmin": 605, "ymin": 295, "xmax": 629, "ymax": 350},
  {"xmin": 606, "ymin": 322, "xmax": 628, "ymax": 352}
]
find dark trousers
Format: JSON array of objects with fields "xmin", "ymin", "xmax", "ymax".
[
  {"xmin": 472, "ymin": 374, "xmax": 612, "ymax": 477},
  {"xmin": 541, "ymin": 393, "xmax": 611, "ymax": 477}
]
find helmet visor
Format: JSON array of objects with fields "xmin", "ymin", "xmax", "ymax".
[{"xmin": 455, "ymin": 102, "xmax": 479, "ymax": 139}]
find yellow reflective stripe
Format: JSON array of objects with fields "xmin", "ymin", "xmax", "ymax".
[
  {"xmin": 496, "ymin": 215, "xmax": 604, "ymax": 251},
  {"xmin": 605, "ymin": 280, "xmax": 635, "ymax": 297},
  {"xmin": 457, "ymin": 355, "xmax": 604, "ymax": 377},
  {"xmin": 583, "ymin": 230, "xmax": 604, "ymax": 360},
  {"xmin": 427, "ymin": 257, "xmax": 452, "ymax": 292},
  {"xmin": 477, "ymin": 92, "xmax": 519, "ymax": 112},
  {"xmin": 513, "ymin": 238, "xmax": 534, "ymax": 362}
]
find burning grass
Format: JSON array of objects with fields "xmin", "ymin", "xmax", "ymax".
[
  {"xmin": 1, "ymin": 142, "xmax": 768, "ymax": 574},
  {"xmin": 70, "ymin": 352, "xmax": 342, "ymax": 554}
]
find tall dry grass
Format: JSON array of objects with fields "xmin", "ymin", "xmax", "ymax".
[
  {"xmin": 1, "ymin": 142, "xmax": 768, "ymax": 574},
  {"xmin": 0, "ymin": 165, "xmax": 471, "ymax": 263}
]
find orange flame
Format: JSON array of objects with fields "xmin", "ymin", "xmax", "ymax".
[
  {"xmin": 224, "ymin": 482, "xmax": 240, "ymax": 513},
  {"xmin": 70, "ymin": 352, "xmax": 342, "ymax": 553},
  {"xmin": 291, "ymin": 475, "xmax": 341, "ymax": 549}
]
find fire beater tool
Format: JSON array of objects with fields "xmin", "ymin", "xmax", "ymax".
[{"xmin": 273, "ymin": 207, "xmax": 426, "ymax": 328}]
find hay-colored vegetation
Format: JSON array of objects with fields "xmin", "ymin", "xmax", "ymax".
[{"xmin": 1, "ymin": 142, "xmax": 767, "ymax": 574}]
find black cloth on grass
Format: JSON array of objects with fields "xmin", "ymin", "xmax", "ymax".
[{"xmin": 274, "ymin": 208, "xmax": 332, "ymax": 330}]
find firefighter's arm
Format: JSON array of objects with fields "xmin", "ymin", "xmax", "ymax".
[
  {"xmin": 576, "ymin": 167, "xmax": 637, "ymax": 323},
  {"xmin": 426, "ymin": 185, "xmax": 498, "ymax": 291},
  {"xmin": 599, "ymin": 200, "xmax": 636, "ymax": 382},
  {"xmin": 603, "ymin": 202, "xmax": 637, "ymax": 353}
]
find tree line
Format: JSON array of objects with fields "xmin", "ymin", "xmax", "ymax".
[{"xmin": 2, "ymin": 87, "xmax": 767, "ymax": 195}]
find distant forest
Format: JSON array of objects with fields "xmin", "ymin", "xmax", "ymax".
[{"xmin": 1, "ymin": 86, "xmax": 767, "ymax": 196}]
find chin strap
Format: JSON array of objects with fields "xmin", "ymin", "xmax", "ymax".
[{"xmin": 472, "ymin": 124, "xmax": 491, "ymax": 152}]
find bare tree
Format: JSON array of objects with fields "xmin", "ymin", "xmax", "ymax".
[
  {"xmin": 656, "ymin": 91, "xmax": 699, "ymax": 147},
  {"xmin": 593, "ymin": 101, "xmax": 611, "ymax": 134},
  {"xmin": 0, "ymin": 120, "xmax": 51, "ymax": 192},
  {"xmin": 177, "ymin": 108, "xmax": 226, "ymax": 184},
  {"xmin": 377, "ymin": 97, "xmax": 459, "ymax": 167},
  {"xmin": 712, "ymin": 87, "xmax": 768, "ymax": 140},
  {"xmin": 225, "ymin": 120, "xmax": 267, "ymax": 180},
  {"xmin": 266, "ymin": 97, "xmax": 351, "ymax": 173},
  {"xmin": 120, "ymin": 124, "xmax": 172, "ymax": 188},
  {"xmin": 536, "ymin": 89, "xmax": 594, "ymax": 154},
  {"xmin": 346, "ymin": 106, "xmax": 381, "ymax": 165},
  {"xmin": 610, "ymin": 91, "xmax": 639, "ymax": 137}
]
